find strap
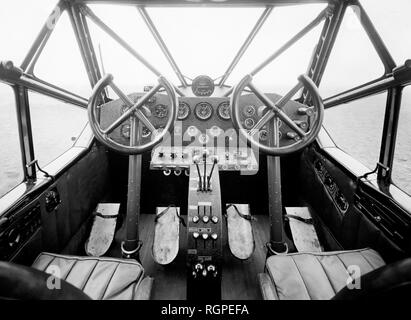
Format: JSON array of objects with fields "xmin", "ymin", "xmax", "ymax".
[
  {"xmin": 285, "ymin": 214, "xmax": 313, "ymax": 224},
  {"xmin": 93, "ymin": 211, "xmax": 118, "ymax": 219},
  {"xmin": 155, "ymin": 205, "xmax": 186, "ymax": 227},
  {"xmin": 225, "ymin": 204, "xmax": 256, "ymax": 222}
]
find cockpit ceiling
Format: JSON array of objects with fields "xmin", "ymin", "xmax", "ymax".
[{"xmin": 76, "ymin": 0, "xmax": 330, "ymax": 7}]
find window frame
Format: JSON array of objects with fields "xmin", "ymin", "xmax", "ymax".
[
  {"xmin": 311, "ymin": 1, "xmax": 411, "ymax": 193},
  {"xmin": 0, "ymin": 0, "xmax": 410, "ymax": 198}
]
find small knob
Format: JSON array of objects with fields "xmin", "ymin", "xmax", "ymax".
[
  {"xmin": 202, "ymin": 215, "xmax": 209, "ymax": 223},
  {"xmin": 193, "ymin": 232, "xmax": 200, "ymax": 239},
  {"xmin": 202, "ymin": 233, "xmax": 209, "ymax": 240},
  {"xmin": 192, "ymin": 216, "xmax": 199, "ymax": 223},
  {"xmin": 202, "ymin": 149, "xmax": 210, "ymax": 158},
  {"xmin": 286, "ymin": 132, "xmax": 298, "ymax": 139},
  {"xmin": 211, "ymin": 216, "xmax": 219, "ymax": 224},
  {"xmin": 298, "ymin": 107, "xmax": 314, "ymax": 116}
]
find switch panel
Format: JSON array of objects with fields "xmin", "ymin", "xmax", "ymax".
[
  {"xmin": 186, "ymin": 164, "xmax": 222, "ymax": 300},
  {"xmin": 314, "ymin": 159, "xmax": 349, "ymax": 214}
]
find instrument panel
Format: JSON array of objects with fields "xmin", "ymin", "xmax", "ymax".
[{"xmin": 99, "ymin": 92, "xmax": 310, "ymax": 153}]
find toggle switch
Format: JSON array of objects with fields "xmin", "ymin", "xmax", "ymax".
[
  {"xmin": 207, "ymin": 264, "xmax": 218, "ymax": 278},
  {"xmin": 207, "ymin": 265, "xmax": 216, "ymax": 272}
]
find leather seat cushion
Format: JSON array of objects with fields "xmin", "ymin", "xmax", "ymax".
[
  {"xmin": 265, "ymin": 248, "xmax": 385, "ymax": 300},
  {"xmin": 32, "ymin": 253, "xmax": 148, "ymax": 300}
]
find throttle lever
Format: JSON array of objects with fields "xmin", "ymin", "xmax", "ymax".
[
  {"xmin": 193, "ymin": 155, "xmax": 203, "ymax": 191},
  {"xmin": 207, "ymin": 156, "xmax": 218, "ymax": 191}
]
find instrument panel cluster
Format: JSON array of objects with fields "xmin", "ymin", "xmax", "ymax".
[{"xmin": 99, "ymin": 92, "xmax": 310, "ymax": 150}]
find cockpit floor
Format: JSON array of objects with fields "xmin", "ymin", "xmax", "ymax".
[{"xmin": 107, "ymin": 214, "xmax": 269, "ymax": 300}]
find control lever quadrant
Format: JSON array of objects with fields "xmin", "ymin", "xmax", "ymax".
[{"xmin": 186, "ymin": 163, "xmax": 222, "ymax": 300}]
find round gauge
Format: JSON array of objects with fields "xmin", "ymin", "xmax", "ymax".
[
  {"xmin": 120, "ymin": 123, "xmax": 130, "ymax": 139},
  {"xmin": 210, "ymin": 126, "xmax": 222, "ymax": 137},
  {"xmin": 178, "ymin": 101, "xmax": 190, "ymax": 120},
  {"xmin": 154, "ymin": 104, "xmax": 168, "ymax": 118},
  {"xmin": 243, "ymin": 105, "xmax": 256, "ymax": 117},
  {"xmin": 217, "ymin": 101, "xmax": 231, "ymax": 120},
  {"xmin": 194, "ymin": 102, "xmax": 213, "ymax": 120},
  {"xmin": 244, "ymin": 118, "xmax": 255, "ymax": 129},
  {"xmin": 192, "ymin": 75, "xmax": 215, "ymax": 97},
  {"xmin": 146, "ymin": 95, "xmax": 156, "ymax": 106},
  {"xmin": 259, "ymin": 129, "xmax": 268, "ymax": 141},
  {"xmin": 142, "ymin": 126, "xmax": 151, "ymax": 138},
  {"xmin": 187, "ymin": 126, "xmax": 199, "ymax": 137},
  {"xmin": 198, "ymin": 133, "xmax": 210, "ymax": 144}
]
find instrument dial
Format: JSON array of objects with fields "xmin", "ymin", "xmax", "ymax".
[
  {"xmin": 187, "ymin": 126, "xmax": 199, "ymax": 137},
  {"xmin": 210, "ymin": 126, "xmax": 222, "ymax": 137},
  {"xmin": 192, "ymin": 75, "xmax": 215, "ymax": 97},
  {"xmin": 142, "ymin": 126, "xmax": 151, "ymax": 138},
  {"xmin": 259, "ymin": 129, "xmax": 268, "ymax": 141},
  {"xmin": 154, "ymin": 104, "xmax": 168, "ymax": 118},
  {"xmin": 178, "ymin": 101, "xmax": 190, "ymax": 120},
  {"xmin": 243, "ymin": 105, "xmax": 256, "ymax": 117},
  {"xmin": 198, "ymin": 133, "xmax": 210, "ymax": 144},
  {"xmin": 244, "ymin": 118, "xmax": 255, "ymax": 129},
  {"xmin": 217, "ymin": 101, "xmax": 231, "ymax": 120},
  {"xmin": 194, "ymin": 102, "xmax": 213, "ymax": 120}
]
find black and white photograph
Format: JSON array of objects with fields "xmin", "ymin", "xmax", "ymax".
[{"xmin": 0, "ymin": 0, "xmax": 410, "ymax": 314}]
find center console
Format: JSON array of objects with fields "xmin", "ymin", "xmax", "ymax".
[{"xmin": 185, "ymin": 152, "xmax": 223, "ymax": 300}]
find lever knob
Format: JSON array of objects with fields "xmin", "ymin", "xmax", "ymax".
[
  {"xmin": 192, "ymin": 216, "xmax": 199, "ymax": 223},
  {"xmin": 193, "ymin": 232, "xmax": 200, "ymax": 239},
  {"xmin": 202, "ymin": 233, "xmax": 209, "ymax": 240},
  {"xmin": 211, "ymin": 216, "xmax": 219, "ymax": 224},
  {"xmin": 202, "ymin": 215, "xmax": 210, "ymax": 223}
]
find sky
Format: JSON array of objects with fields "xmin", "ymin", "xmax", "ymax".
[{"xmin": 0, "ymin": 0, "xmax": 411, "ymax": 98}]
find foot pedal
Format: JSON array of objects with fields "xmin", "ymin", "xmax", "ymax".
[
  {"xmin": 226, "ymin": 204, "xmax": 255, "ymax": 260},
  {"xmin": 152, "ymin": 206, "xmax": 182, "ymax": 265},
  {"xmin": 85, "ymin": 203, "xmax": 119, "ymax": 257},
  {"xmin": 285, "ymin": 207, "xmax": 322, "ymax": 252}
]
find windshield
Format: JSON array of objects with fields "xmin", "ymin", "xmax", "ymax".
[
  {"xmin": 2, "ymin": 1, "xmax": 411, "ymax": 95},
  {"xmin": 86, "ymin": 4, "xmax": 326, "ymax": 92}
]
